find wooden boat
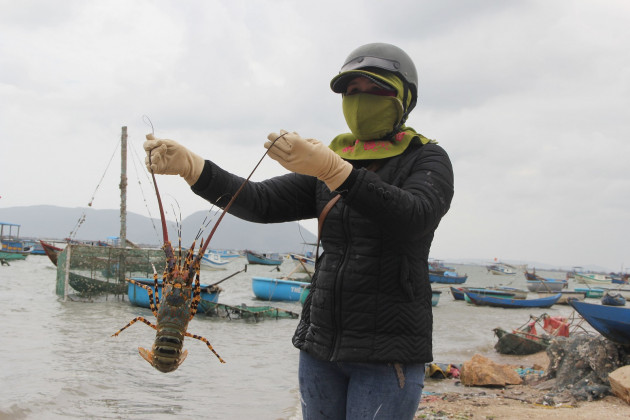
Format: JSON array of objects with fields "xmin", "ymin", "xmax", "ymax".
[
  {"xmin": 246, "ymin": 250, "xmax": 284, "ymax": 266},
  {"xmin": 569, "ymin": 300, "xmax": 630, "ymax": 346},
  {"xmin": 526, "ymin": 279, "xmax": 567, "ymax": 292},
  {"xmin": 198, "ymin": 301, "xmax": 299, "ymax": 320},
  {"xmin": 464, "ymin": 290, "xmax": 561, "ymax": 308},
  {"xmin": 289, "ymin": 253, "xmax": 315, "ymax": 274},
  {"xmin": 0, "ymin": 222, "xmax": 33, "ymax": 256},
  {"xmin": 127, "ymin": 277, "xmax": 221, "ymax": 309},
  {"xmin": 429, "ymin": 270, "xmax": 468, "ymax": 284},
  {"xmin": 0, "ymin": 250, "xmax": 26, "ymax": 261},
  {"xmin": 68, "ymin": 272, "xmax": 127, "ymax": 296},
  {"xmin": 574, "ymin": 272, "xmax": 612, "ymax": 285},
  {"xmin": 538, "ymin": 290, "xmax": 586, "ymax": 305},
  {"xmin": 451, "ymin": 287, "xmax": 520, "ymax": 301},
  {"xmin": 493, "ymin": 314, "xmax": 571, "ymax": 355},
  {"xmin": 486, "ymin": 263, "xmax": 517, "ymax": 275},
  {"xmin": 461, "ymin": 287, "xmax": 525, "ymax": 300},
  {"xmin": 487, "ymin": 286, "xmax": 528, "ymax": 299},
  {"xmin": 200, "ymin": 251, "xmax": 231, "ymax": 268},
  {"xmin": 574, "ymin": 287, "xmax": 605, "ymax": 298},
  {"xmin": 601, "ymin": 291, "xmax": 626, "ymax": 307},
  {"xmin": 40, "ymin": 240, "xmax": 63, "ymax": 266},
  {"xmin": 252, "ymin": 276, "xmax": 309, "ymax": 301},
  {"xmin": 450, "ymin": 286, "xmax": 466, "ymax": 300},
  {"xmin": 431, "ymin": 290, "xmax": 442, "ymax": 307},
  {"xmin": 493, "ymin": 327, "xmax": 551, "ymax": 355}
]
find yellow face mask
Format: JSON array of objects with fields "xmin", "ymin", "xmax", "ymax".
[{"xmin": 341, "ymin": 93, "xmax": 404, "ymax": 140}]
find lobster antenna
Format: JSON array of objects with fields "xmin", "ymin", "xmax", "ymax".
[{"xmin": 191, "ymin": 132, "xmax": 290, "ymax": 272}]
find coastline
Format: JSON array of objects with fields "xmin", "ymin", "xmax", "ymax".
[{"xmin": 416, "ymin": 351, "xmax": 630, "ymax": 419}]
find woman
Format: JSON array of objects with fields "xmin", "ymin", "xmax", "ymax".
[{"xmin": 145, "ymin": 42, "xmax": 454, "ymax": 420}]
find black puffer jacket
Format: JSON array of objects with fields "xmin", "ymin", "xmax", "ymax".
[{"xmin": 192, "ymin": 141, "xmax": 453, "ymax": 364}]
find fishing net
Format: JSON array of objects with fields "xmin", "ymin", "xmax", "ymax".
[{"xmin": 56, "ymin": 244, "xmax": 165, "ymax": 299}]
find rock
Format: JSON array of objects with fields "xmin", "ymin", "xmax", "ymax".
[
  {"xmin": 609, "ymin": 365, "xmax": 630, "ymax": 405},
  {"xmin": 460, "ymin": 354, "xmax": 523, "ymax": 387}
]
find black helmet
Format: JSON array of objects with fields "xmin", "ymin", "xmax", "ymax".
[{"xmin": 331, "ymin": 42, "xmax": 418, "ymax": 113}]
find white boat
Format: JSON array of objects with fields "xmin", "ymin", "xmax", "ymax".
[
  {"xmin": 574, "ymin": 272, "xmax": 612, "ymax": 285},
  {"xmin": 200, "ymin": 251, "xmax": 231, "ymax": 268},
  {"xmin": 487, "ymin": 263, "xmax": 517, "ymax": 275}
]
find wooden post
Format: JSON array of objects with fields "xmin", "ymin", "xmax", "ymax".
[{"xmin": 119, "ymin": 126, "xmax": 127, "ymax": 249}]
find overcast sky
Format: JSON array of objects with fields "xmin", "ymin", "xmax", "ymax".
[{"xmin": 1, "ymin": 0, "xmax": 628, "ymax": 272}]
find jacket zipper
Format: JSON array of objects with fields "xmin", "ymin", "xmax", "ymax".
[{"xmin": 329, "ymin": 203, "xmax": 351, "ymax": 361}]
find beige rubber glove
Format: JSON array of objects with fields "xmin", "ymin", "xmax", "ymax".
[
  {"xmin": 265, "ymin": 130, "xmax": 353, "ymax": 191},
  {"xmin": 143, "ymin": 134, "xmax": 205, "ymax": 186}
]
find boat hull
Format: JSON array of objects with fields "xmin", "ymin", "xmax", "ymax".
[
  {"xmin": 127, "ymin": 278, "xmax": 220, "ymax": 309},
  {"xmin": 493, "ymin": 327, "xmax": 550, "ymax": 355},
  {"xmin": 246, "ymin": 251, "xmax": 283, "ymax": 266},
  {"xmin": 464, "ymin": 291, "xmax": 561, "ymax": 308},
  {"xmin": 526, "ymin": 280, "xmax": 567, "ymax": 292},
  {"xmin": 252, "ymin": 276, "xmax": 309, "ymax": 301},
  {"xmin": 429, "ymin": 272, "xmax": 467, "ymax": 284},
  {"xmin": 569, "ymin": 300, "xmax": 630, "ymax": 346}
]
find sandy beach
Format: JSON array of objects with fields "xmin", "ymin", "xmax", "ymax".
[{"xmin": 415, "ymin": 352, "xmax": 630, "ymax": 419}]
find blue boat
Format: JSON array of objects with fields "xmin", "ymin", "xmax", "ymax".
[
  {"xmin": 246, "ymin": 251, "xmax": 284, "ymax": 266},
  {"xmin": 451, "ymin": 287, "xmax": 521, "ymax": 301},
  {"xmin": 431, "ymin": 290, "xmax": 442, "ymax": 307},
  {"xmin": 127, "ymin": 277, "xmax": 221, "ymax": 309},
  {"xmin": 574, "ymin": 287, "xmax": 605, "ymax": 298},
  {"xmin": 429, "ymin": 270, "xmax": 468, "ymax": 284},
  {"xmin": 464, "ymin": 290, "xmax": 561, "ymax": 308},
  {"xmin": 601, "ymin": 291, "xmax": 626, "ymax": 307},
  {"xmin": 569, "ymin": 300, "xmax": 630, "ymax": 346},
  {"xmin": 252, "ymin": 276, "xmax": 309, "ymax": 301}
]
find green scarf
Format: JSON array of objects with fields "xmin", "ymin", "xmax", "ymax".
[{"xmin": 329, "ymin": 126, "xmax": 436, "ymax": 160}]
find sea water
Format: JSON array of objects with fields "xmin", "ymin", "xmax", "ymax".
[{"xmin": 0, "ymin": 256, "xmax": 590, "ymax": 419}]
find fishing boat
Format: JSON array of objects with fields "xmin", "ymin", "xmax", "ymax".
[
  {"xmin": 569, "ymin": 300, "xmax": 630, "ymax": 346},
  {"xmin": 200, "ymin": 251, "xmax": 231, "ymax": 268},
  {"xmin": 198, "ymin": 301, "xmax": 299, "ymax": 320},
  {"xmin": 601, "ymin": 291, "xmax": 626, "ymax": 307},
  {"xmin": 574, "ymin": 272, "xmax": 613, "ymax": 285},
  {"xmin": 538, "ymin": 290, "xmax": 586, "ymax": 305},
  {"xmin": 0, "ymin": 222, "xmax": 33, "ymax": 256},
  {"xmin": 40, "ymin": 240, "xmax": 64, "ymax": 266},
  {"xmin": 127, "ymin": 277, "xmax": 222, "ymax": 309},
  {"xmin": 208, "ymin": 249, "xmax": 241, "ymax": 259},
  {"xmin": 289, "ymin": 253, "xmax": 315, "ymax": 274},
  {"xmin": 451, "ymin": 287, "xmax": 521, "ymax": 301},
  {"xmin": 0, "ymin": 250, "xmax": 27, "ymax": 261},
  {"xmin": 526, "ymin": 279, "xmax": 568, "ymax": 292},
  {"xmin": 450, "ymin": 286, "xmax": 466, "ymax": 300},
  {"xmin": 487, "ymin": 286, "xmax": 528, "ymax": 299},
  {"xmin": 574, "ymin": 287, "xmax": 605, "ymax": 298},
  {"xmin": 431, "ymin": 290, "xmax": 442, "ymax": 307},
  {"xmin": 464, "ymin": 290, "xmax": 561, "ymax": 308},
  {"xmin": 246, "ymin": 250, "xmax": 284, "ymax": 266},
  {"xmin": 486, "ymin": 263, "xmax": 517, "ymax": 276},
  {"xmin": 429, "ymin": 270, "xmax": 468, "ymax": 284},
  {"xmin": 252, "ymin": 276, "xmax": 309, "ymax": 301},
  {"xmin": 493, "ymin": 314, "xmax": 571, "ymax": 355}
]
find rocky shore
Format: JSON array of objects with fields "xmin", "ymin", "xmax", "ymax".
[{"xmin": 416, "ymin": 336, "xmax": 630, "ymax": 419}]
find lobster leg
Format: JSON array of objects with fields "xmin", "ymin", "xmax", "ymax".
[
  {"xmin": 112, "ymin": 317, "xmax": 158, "ymax": 337},
  {"xmin": 126, "ymin": 278, "xmax": 160, "ymax": 318},
  {"xmin": 185, "ymin": 331, "xmax": 225, "ymax": 363}
]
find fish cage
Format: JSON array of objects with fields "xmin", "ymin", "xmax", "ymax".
[{"xmin": 56, "ymin": 244, "xmax": 165, "ymax": 300}]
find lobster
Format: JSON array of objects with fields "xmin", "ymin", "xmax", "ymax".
[{"xmin": 112, "ymin": 131, "xmax": 287, "ymax": 372}]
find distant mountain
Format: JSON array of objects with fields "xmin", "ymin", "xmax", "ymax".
[{"xmin": 0, "ymin": 205, "xmax": 317, "ymax": 253}]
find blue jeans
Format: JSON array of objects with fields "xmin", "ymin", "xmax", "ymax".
[{"xmin": 298, "ymin": 350, "xmax": 425, "ymax": 420}]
